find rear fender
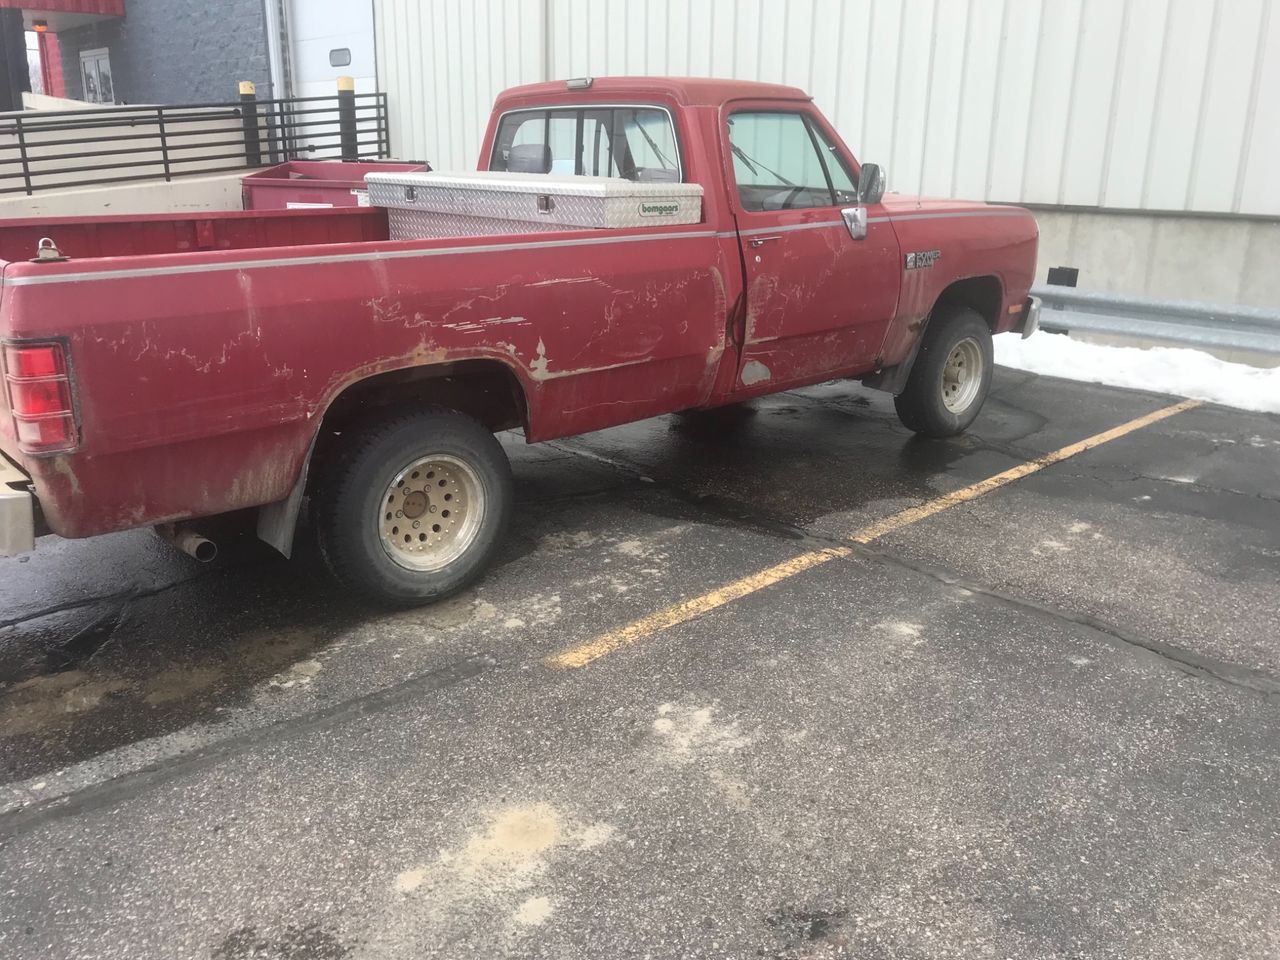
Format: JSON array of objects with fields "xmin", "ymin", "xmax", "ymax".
[{"xmin": 254, "ymin": 357, "xmax": 530, "ymax": 557}]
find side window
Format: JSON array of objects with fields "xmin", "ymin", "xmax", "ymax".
[
  {"xmin": 811, "ymin": 124, "xmax": 860, "ymax": 205},
  {"xmin": 491, "ymin": 106, "xmax": 682, "ymax": 181},
  {"xmin": 728, "ymin": 111, "xmax": 839, "ymax": 211}
]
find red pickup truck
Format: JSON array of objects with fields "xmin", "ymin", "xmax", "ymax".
[{"xmin": 0, "ymin": 77, "xmax": 1039, "ymax": 603}]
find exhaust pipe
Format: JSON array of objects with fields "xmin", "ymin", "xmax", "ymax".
[{"xmin": 155, "ymin": 524, "xmax": 218, "ymax": 563}]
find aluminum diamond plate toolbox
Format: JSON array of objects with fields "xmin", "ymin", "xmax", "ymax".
[{"xmin": 365, "ymin": 171, "xmax": 704, "ymax": 239}]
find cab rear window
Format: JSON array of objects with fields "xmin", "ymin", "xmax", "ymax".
[{"xmin": 490, "ymin": 106, "xmax": 682, "ymax": 182}]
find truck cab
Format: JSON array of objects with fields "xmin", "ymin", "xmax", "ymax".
[{"xmin": 478, "ymin": 77, "xmax": 1038, "ymax": 403}]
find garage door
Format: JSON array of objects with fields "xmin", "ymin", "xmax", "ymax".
[
  {"xmin": 288, "ymin": 0, "xmax": 376, "ymax": 98},
  {"xmin": 283, "ymin": 0, "xmax": 377, "ymax": 159}
]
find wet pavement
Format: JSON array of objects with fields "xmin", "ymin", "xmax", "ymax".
[{"xmin": 1, "ymin": 364, "xmax": 1278, "ymax": 959}]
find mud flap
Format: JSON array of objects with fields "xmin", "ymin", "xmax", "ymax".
[{"xmin": 256, "ymin": 435, "xmax": 316, "ymax": 558}]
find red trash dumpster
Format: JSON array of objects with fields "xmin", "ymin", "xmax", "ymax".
[{"xmin": 241, "ymin": 160, "xmax": 428, "ymax": 210}]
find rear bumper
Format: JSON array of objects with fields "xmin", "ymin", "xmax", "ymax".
[
  {"xmin": 1016, "ymin": 295, "xmax": 1042, "ymax": 338},
  {"xmin": 1, "ymin": 451, "xmax": 35, "ymax": 557}
]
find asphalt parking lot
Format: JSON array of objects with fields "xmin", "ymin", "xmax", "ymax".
[{"xmin": 1, "ymin": 364, "xmax": 1278, "ymax": 959}]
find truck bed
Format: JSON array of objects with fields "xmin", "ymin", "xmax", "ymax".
[
  {"xmin": 0, "ymin": 203, "xmax": 736, "ymax": 540},
  {"xmin": 0, "ymin": 207, "xmax": 389, "ymax": 265}
]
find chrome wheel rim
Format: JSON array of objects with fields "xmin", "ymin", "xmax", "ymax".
[
  {"xmin": 941, "ymin": 337, "xmax": 984, "ymax": 414},
  {"xmin": 378, "ymin": 454, "xmax": 485, "ymax": 572}
]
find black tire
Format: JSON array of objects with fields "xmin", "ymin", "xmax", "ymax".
[
  {"xmin": 313, "ymin": 407, "xmax": 513, "ymax": 605},
  {"xmin": 894, "ymin": 306, "xmax": 994, "ymax": 438}
]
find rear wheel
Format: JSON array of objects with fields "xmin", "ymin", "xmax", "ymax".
[
  {"xmin": 893, "ymin": 306, "xmax": 993, "ymax": 437},
  {"xmin": 314, "ymin": 407, "xmax": 513, "ymax": 605}
]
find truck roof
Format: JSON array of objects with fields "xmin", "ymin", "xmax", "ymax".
[{"xmin": 493, "ymin": 76, "xmax": 812, "ymax": 109}]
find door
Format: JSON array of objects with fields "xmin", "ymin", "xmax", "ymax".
[
  {"xmin": 726, "ymin": 106, "xmax": 900, "ymax": 392},
  {"xmin": 284, "ymin": 0, "xmax": 376, "ymax": 155},
  {"xmin": 287, "ymin": 0, "xmax": 376, "ymax": 98},
  {"xmin": 79, "ymin": 48, "xmax": 113, "ymax": 104}
]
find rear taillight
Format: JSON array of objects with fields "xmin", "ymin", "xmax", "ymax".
[{"xmin": 3, "ymin": 341, "xmax": 78, "ymax": 454}]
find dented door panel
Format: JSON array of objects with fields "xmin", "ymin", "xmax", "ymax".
[{"xmin": 721, "ymin": 103, "xmax": 902, "ymax": 397}]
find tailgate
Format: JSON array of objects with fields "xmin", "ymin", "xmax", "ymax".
[
  {"xmin": 0, "ymin": 261, "xmax": 41, "ymax": 555},
  {"xmin": 1, "ymin": 447, "xmax": 35, "ymax": 556},
  {"xmin": 0, "ymin": 261, "xmax": 16, "ymax": 459}
]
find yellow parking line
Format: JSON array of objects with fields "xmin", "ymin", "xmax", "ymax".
[
  {"xmin": 547, "ymin": 397, "xmax": 1202, "ymax": 669},
  {"xmin": 551, "ymin": 546, "xmax": 853, "ymax": 669},
  {"xmin": 851, "ymin": 397, "xmax": 1202, "ymax": 543}
]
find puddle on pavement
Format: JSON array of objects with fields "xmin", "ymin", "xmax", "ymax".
[
  {"xmin": 557, "ymin": 391, "xmax": 1038, "ymax": 535},
  {"xmin": 0, "ymin": 671, "xmax": 133, "ymax": 739},
  {"xmin": 0, "ymin": 373, "xmax": 1076, "ymax": 789},
  {"xmin": 0, "ymin": 551, "xmax": 367, "ymax": 783}
]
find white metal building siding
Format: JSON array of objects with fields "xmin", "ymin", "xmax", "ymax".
[
  {"xmin": 375, "ymin": 0, "xmax": 546, "ymax": 169},
  {"xmin": 375, "ymin": 0, "xmax": 1280, "ymax": 216}
]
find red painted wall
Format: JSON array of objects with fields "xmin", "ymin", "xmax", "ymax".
[
  {"xmin": 37, "ymin": 29, "xmax": 63, "ymax": 97},
  {"xmin": 0, "ymin": 1, "xmax": 124, "ymax": 15}
]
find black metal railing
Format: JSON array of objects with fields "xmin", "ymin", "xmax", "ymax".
[{"xmin": 0, "ymin": 92, "xmax": 390, "ymax": 196}]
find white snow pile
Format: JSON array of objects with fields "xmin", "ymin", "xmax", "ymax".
[{"xmin": 995, "ymin": 332, "xmax": 1280, "ymax": 415}]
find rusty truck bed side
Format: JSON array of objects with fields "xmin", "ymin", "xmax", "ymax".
[{"xmin": 1, "ymin": 218, "xmax": 741, "ymax": 538}]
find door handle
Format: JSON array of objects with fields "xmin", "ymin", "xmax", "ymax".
[{"xmin": 748, "ymin": 236, "xmax": 781, "ymax": 248}]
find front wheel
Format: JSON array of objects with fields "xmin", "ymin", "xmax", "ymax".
[
  {"xmin": 313, "ymin": 407, "xmax": 513, "ymax": 605},
  {"xmin": 894, "ymin": 307, "xmax": 994, "ymax": 438}
]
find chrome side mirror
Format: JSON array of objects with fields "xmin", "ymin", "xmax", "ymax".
[
  {"xmin": 858, "ymin": 162, "xmax": 885, "ymax": 205},
  {"xmin": 841, "ymin": 206, "xmax": 868, "ymax": 241}
]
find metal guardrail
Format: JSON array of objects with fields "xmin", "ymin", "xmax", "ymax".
[
  {"xmin": 1031, "ymin": 285, "xmax": 1280, "ymax": 357},
  {"xmin": 0, "ymin": 92, "xmax": 391, "ymax": 196}
]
